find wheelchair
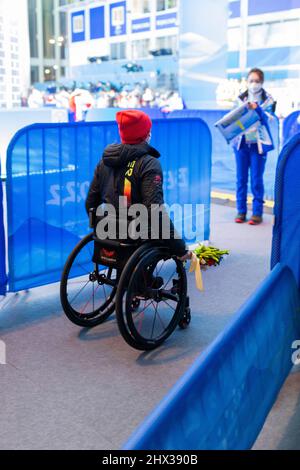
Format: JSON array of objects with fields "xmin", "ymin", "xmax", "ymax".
[{"xmin": 60, "ymin": 209, "xmax": 191, "ymax": 351}]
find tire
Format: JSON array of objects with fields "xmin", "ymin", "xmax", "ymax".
[
  {"xmin": 60, "ymin": 233, "xmax": 117, "ymax": 328},
  {"xmin": 115, "ymin": 246, "xmax": 187, "ymax": 350}
]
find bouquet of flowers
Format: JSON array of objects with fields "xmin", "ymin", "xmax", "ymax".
[{"xmin": 193, "ymin": 244, "xmax": 229, "ymax": 268}]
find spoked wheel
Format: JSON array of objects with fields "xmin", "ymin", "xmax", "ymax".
[
  {"xmin": 60, "ymin": 233, "xmax": 117, "ymax": 327},
  {"xmin": 116, "ymin": 247, "xmax": 187, "ymax": 350}
]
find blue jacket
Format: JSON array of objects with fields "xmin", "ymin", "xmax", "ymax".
[{"xmin": 233, "ymin": 89, "xmax": 275, "ymax": 155}]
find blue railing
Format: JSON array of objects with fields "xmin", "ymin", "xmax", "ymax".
[
  {"xmin": 169, "ymin": 109, "xmax": 280, "ymax": 200},
  {"xmin": 124, "ymin": 263, "xmax": 300, "ymax": 450},
  {"xmin": 86, "ymin": 107, "xmax": 165, "ymax": 122},
  {"xmin": 282, "ymin": 111, "xmax": 300, "ymax": 146},
  {"xmin": 0, "ymin": 164, "xmax": 7, "ymax": 295},
  {"xmin": 6, "ymin": 119, "xmax": 212, "ymax": 292},
  {"xmin": 271, "ymin": 132, "xmax": 300, "ymax": 288}
]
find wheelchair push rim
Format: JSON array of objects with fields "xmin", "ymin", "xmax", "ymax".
[
  {"xmin": 116, "ymin": 246, "xmax": 187, "ymax": 350},
  {"xmin": 60, "ymin": 233, "xmax": 117, "ymax": 327}
]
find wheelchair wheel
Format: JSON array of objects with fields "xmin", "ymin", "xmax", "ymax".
[
  {"xmin": 60, "ymin": 233, "xmax": 117, "ymax": 328},
  {"xmin": 116, "ymin": 246, "xmax": 187, "ymax": 350}
]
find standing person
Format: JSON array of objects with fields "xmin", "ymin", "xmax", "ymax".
[{"xmin": 233, "ymin": 68, "xmax": 275, "ymax": 225}]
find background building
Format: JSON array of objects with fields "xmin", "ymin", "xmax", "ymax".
[
  {"xmin": 0, "ymin": 0, "xmax": 30, "ymax": 108},
  {"xmin": 26, "ymin": 0, "xmax": 300, "ymax": 114},
  {"xmin": 62, "ymin": 0, "xmax": 179, "ymax": 89},
  {"xmin": 28, "ymin": 0, "xmax": 80, "ymax": 84}
]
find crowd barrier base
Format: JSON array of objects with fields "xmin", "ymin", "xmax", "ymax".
[{"xmin": 124, "ymin": 263, "xmax": 300, "ymax": 450}]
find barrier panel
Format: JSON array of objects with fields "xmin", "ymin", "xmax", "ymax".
[
  {"xmin": 0, "ymin": 108, "xmax": 68, "ymax": 178},
  {"xmin": 6, "ymin": 118, "xmax": 211, "ymax": 292},
  {"xmin": 282, "ymin": 111, "xmax": 300, "ymax": 146},
  {"xmin": 0, "ymin": 166, "xmax": 7, "ymax": 295},
  {"xmin": 124, "ymin": 263, "xmax": 300, "ymax": 450},
  {"xmin": 85, "ymin": 107, "xmax": 165, "ymax": 122},
  {"xmin": 169, "ymin": 109, "xmax": 280, "ymax": 200},
  {"xmin": 271, "ymin": 133, "xmax": 300, "ymax": 288}
]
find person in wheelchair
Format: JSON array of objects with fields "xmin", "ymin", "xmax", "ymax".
[
  {"xmin": 85, "ymin": 109, "xmax": 192, "ymax": 263},
  {"xmin": 60, "ymin": 110, "xmax": 192, "ymax": 351}
]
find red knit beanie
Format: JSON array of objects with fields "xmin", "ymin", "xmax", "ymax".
[{"xmin": 116, "ymin": 110, "xmax": 152, "ymax": 144}]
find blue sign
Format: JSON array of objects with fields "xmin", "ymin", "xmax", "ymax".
[
  {"xmin": 110, "ymin": 1, "xmax": 127, "ymax": 36},
  {"xmin": 90, "ymin": 6, "xmax": 105, "ymax": 40},
  {"xmin": 156, "ymin": 12, "xmax": 177, "ymax": 30},
  {"xmin": 71, "ymin": 10, "xmax": 85, "ymax": 43},
  {"xmin": 132, "ymin": 17, "xmax": 151, "ymax": 34}
]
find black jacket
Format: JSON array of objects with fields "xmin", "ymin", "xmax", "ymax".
[{"xmin": 86, "ymin": 142, "xmax": 187, "ymax": 256}]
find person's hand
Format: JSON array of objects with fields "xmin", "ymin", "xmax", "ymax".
[
  {"xmin": 247, "ymin": 102, "xmax": 258, "ymax": 110},
  {"xmin": 178, "ymin": 251, "xmax": 193, "ymax": 262}
]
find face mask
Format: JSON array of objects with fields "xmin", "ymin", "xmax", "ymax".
[
  {"xmin": 248, "ymin": 82, "xmax": 262, "ymax": 94},
  {"xmin": 146, "ymin": 132, "xmax": 152, "ymax": 144}
]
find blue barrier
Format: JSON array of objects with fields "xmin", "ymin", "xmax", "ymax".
[
  {"xmin": 169, "ymin": 109, "xmax": 280, "ymax": 200},
  {"xmin": 86, "ymin": 107, "xmax": 165, "ymax": 122},
  {"xmin": 124, "ymin": 263, "xmax": 300, "ymax": 450},
  {"xmin": 0, "ymin": 108, "xmax": 69, "ymax": 177},
  {"xmin": 282, "ymin": 111, "xmax": 300, "ymax": 146},
  {"xmin": 271, "ymin": 133, "xmax": 300, "ymax": 287},
  {"xmin": 0, "ymin": 164, "xmax": 7, "ymax": 295},
  {"xmin": 6, "ymin": 119, "xmax": 211, "ymax": 292}
]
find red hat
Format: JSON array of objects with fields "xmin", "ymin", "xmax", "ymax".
[{"xmin": 116, "ymin": 110, "xmax": 152, "ymax": 144}]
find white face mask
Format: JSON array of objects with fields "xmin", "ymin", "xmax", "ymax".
[{"xmin": 248, "ymin": 82, "xmax": 263, "ymax": 94}]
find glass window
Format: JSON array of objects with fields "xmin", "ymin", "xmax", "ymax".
[
  {"xmin": 248, "ymin": 20, "xmax": 300, "ymax": 49},
  {"xmin": 111, "ymin": 42, "xmax": 126, "ymax": 60},
  {"xmin": 43, "ymin": 0, "xmax": 55, "ymax": 59},
  {"xmin": 132, "ymin": 39, "xmax": 150, "ymax": 59},
  {"xmin": 157, "ymin": 0, "xmax": 177, "ymax": 11},
  {"xmin": 28, "ymin": 0, "xmax": 38, "ymax": 58},
  {"xmin": 30, "ymin": 65, "xmax": 39, "ymax": 84},
  {"xmin": 156, "ymin": 35, "xmax": 178, "ymax": 53},
  {"xmin": 44, "ymin": 66, "xmax": 56, "ymax": 82},
  {"xmin": 132, "ymin": 0, "xmax": 150, "ymax": 14},
  {"xmin": 228, "ymin": 27, "xmax": 240, "ymax": 51},
  {"xmin": 59, "ymin": 12, "xmax": 67, "ymax": 59}
]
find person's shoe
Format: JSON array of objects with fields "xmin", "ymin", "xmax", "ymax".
[
  {"xmin": 248, "ymin": 215, "xmax": 263, "ymax": 225},
  {"xmin": 235, "ymin": 213, "xmax": 246, "ymax": 223}
]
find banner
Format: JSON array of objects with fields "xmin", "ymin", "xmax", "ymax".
[
  {"xmin": 110, "ymin": 1, "xmax": 126, "ymax": 37},
  {"xmin": 71, "ymin": 10, "xmax": 85, "ymax": 43}
]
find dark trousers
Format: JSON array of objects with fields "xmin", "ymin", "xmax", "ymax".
[{"xmin": 234, "ymin": 142, "xmax": 267, "ymax": 216}]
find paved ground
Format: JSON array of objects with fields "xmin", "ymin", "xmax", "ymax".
[{"xmin": 0, "ymin": 203, "xmax": 299, "ymax": 449}]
